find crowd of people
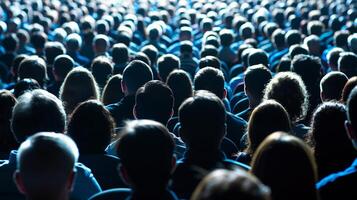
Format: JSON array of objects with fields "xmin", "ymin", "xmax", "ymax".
[{"xmin": 0, "ymin": 0, "xmax": 357, "ymax": 199}]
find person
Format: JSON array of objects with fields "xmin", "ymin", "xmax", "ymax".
[
  {"xmin": 191, "ymin": 169, "xmax": 271, "ymax": 200},
  {"xmin": 306, "ymin": 102, "xmax": 356, "ymax": 180},
  {"xmin": 59, "ymin": 67, "xmax": 100, "ymax": 115},
  {"xmin": 67, "ymin": 100, "xmax": 124, "ymax": 190},
  {"xmin": 157, "ymin": 54, "xmax": 180, "ymax": 82},
  {"xmin": 47, "ymin": 55, "xmax": 74, "ymax": 97},
  {"xmin": 90, "ymin": 120, "xmax": 178, "ymax": 200},
  {"xmin": 251, "ymin": 132, "xmax": 319, "ymax": 200},
  {"xmin": 320, "ymin": 72, "xmax": 348, "ymax": 102},
  {"xmin": 14, "ymin": 132, "xmax": 79, "ymax": 200},
  {"xmin": 263, "ymin": 72, "xmax": 310, "ymax": 138},
  {"xmin": 238, "ymin": 64, "xmax": 272, "ymax": 121},
  {"xmin": 171, "ymin": 90, "xmax": 249, "ymax": 199},
  {"xmin": 106, "ymin": 60, "xmax": 153, "ymax": 129},
  {"xmin": 341, "ymin": 77, "xmax": 357, "ymax": 104},
  {"xmin": 17, "ymin": 55, "xmax": 47, "ymax": 88},
  {"xmin": 326, "ymin": 47, "xmax": 344, "ymax": 72},
  {"xmin": 111, "ymin": 43, "xmax": 129, "ymax": 74},
  {"xmin": 338, "ymin": 52, "xmax": 357, "ymax": 78},
  {"xmin": 0, "ymin": 89, "xmax": 101, "ymax": 200},
  {"xmin": 65, "ymin": 33, "xmax": 90, "ymax": 66},
  {"xmin": 91, "ymin": 56, "xmax": 113, "ymax": 89},
  {"xmin": 317, "ymin": 87, "xmax": 357, "ymax": 199},
  {"xmin": 101, "ymin": 74, "xmax": 124, "ymax": 106},
  {"xmin": 237, "ymin": 100, "xmax": 291, "ymax": 165}
]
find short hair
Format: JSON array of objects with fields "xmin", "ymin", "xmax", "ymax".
[
  {"xmin": 180, "ymin": 40, "xmax": 193, "ymax": 55},
  {"xmin": 244, "ymin": 64, "xmax": 272, "ymax": 101},
  {"xmin": 348, "ymin": 33, "xmax": 357, "ymax": 53},
  {"xmin": 12, "ymin": 54, "xmax": 29, "ymax": 80},
  {"xmin": 199, "ymin": 56, "xmax": 221, "ymax": 69},
  {"xmin": 13, "ymin": 79, "xmax": 41, "ymax": 98},
  {"xmin": 291, "ymin": 54, "xmax": 322, "ymax": 86},
  {"xmin": 16, "ymin": 132, "xmax": 78, "ymax": 199},
  {"xmin": 191, "ymin": 169, "xmax": 270, "ymax": 200},
  {"xmin": 65, "ymin": 33, "xmax": 82, "ymax": 51},
  {"xmin": 0, "ymin": 90, "xmax": 18, "ymax": 152},
  {"xmin": 285, "ymin": 30, "xmax": 301, "ymax": 46},
  {"xmin": 307, "ymin": 21, "xmax": 325, "ymax": 36},
  {"xmin": 338, "ymin": 52, "xmax": 357, "ymax": 78},
  {"xmin": 11, "ymin": 89, "xmax": 66, "ymax": 142},
  {"xmin": 179, "ymin": 90, "xmax": 226, "ymax": 149},
  {"xmin": 194, "ymin": 67, "xmax": 225, "ymax": 99},
  {"xmin": 341, "ymin": 77, "xmax": 357, "ymax": 103},
  {"xmin": 326, "ymin": 47, "xmax": 344, "ymax": 69},
  {"xmin": 30, "ymin": 31, "xmax": 47, "ymax": 50},
  {"xmin": 219, "ymin": 29, "xmax": 234, "ymax": 46},
  {"xmin": 68, "ymin": 100, "xmax": 114, "ymax": 154},
  {"xmin": 248, "ymin": 49, "xmax": 269, "ymax": 67},
  {"xmin": 122, "ymin": 60, "xmax": 153, "ymax": 94},
  {"xmin": 272, "ymin": 29, "xmax": 285, "ymax": 49},
  {"xmin": 53, "ymin": 55, "xmax": 74, "ymax": 80},
  {"xmin": 200, "ymin": 45, "xmax": 218, "ymax": 58},
  {"xmin": 2, "ymin": 33, "xmax": 19, "ymax": 52},
  {"xmin": 239, "ymin": 22, "xmax": 255, "ymax": 39},
  {"xmin": 141, "ymin": 45, "xmax": 159, "ymax": 66},
  {"xmin": 320, "ymin": 72, "xmax": 348, "ymax": 101},
  {"xmin": 59, "ymin": 67, "xmax": 100, "ymax": 114},
  {"xmin": 157, "ymin": 54, "xmax": 180, "ymax": 82},
  {"xmin": 135, "ymin": 80, "xmax": 174, "ymax": 124},
  {"xmin": 347, "ymin": 87, "xmax": 357, "ymax": 130},
  {"xmin": 44, "ymin": 42, "xmax": 66, "ymax": 65},
  {"xmin": 117, "ymin": 120, "xmax": 175, "ymax": 190},
  {"xmin": 18, "ymin": 56, "xmax": 47, "ymax": 87},
  {"xmin": 101, "ymin": 74, "xmax": 124, "ymax": 106},
  {"xmin": 251, "ymin": 132, "xmax": 318, "ymax": 200},
  {"xmin": 112, "ymin": 43, "xmax": 129, "ymax": 64},
  {"xmin": 264, "ymin": 72, "xmax": 309, "ymax": 122},
  {"xmin": 93, "ymin": 34, "xmax": 110, "ymax": 52},
  {"xmin": 289, "ymin": 45, "xmax": 309, "ymax": 59},
  {"xmin": 91, "ymin": 56, "xmax": 113, "ymax": 88},
  {"xmin": 133, "ymin": 52, "xmax": 151, "ymax": 67},
  {"xmin": 334, "ymin": 30, "xmax": 349, "ymax": 48}
]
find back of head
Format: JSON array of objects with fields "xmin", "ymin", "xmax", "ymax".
[
  {"xmin": 191, "ymin": 169, "xmax": 271, "ymax": 200},
  {"xmin": 141, "ymin": 45, "xmax": 159, "ymax": 66},
  {"xmin": 53, "ymin": 55, "xmax": 74, "ymax": 81},
  {"xmin": 326, "ymin": 47, "xmax": 344, "ymax": 70},
  {"xmin": 16, "ymin": 132, "xmax": 78, "ymax": 200},
  {"xmin": 91, "ymin": 56, "xmax": 113, "ymax": 88},
  {"xmin": 320, "ymin": 72, "xmax": 348, "ymax": 101},
  {"xmin": 291, "ymin": 54, "xmax": 322, "ymax": 86},
  {"xmin": 251, "ymin": 132, "xmax": 318, "ymax": 200},
  {"xmin": 11, "ymin": 89, "xmax": 66, "ymax": 143},
  {"xmin": 18, "ymin": 56, "xmax": 47, "ymax": 87},
  {"xmin": 338, "ymin": 52, "xmax": 357, "ymax": 78},
  {"xmin": 285, "ymin": 30, "xmax": 301, "ymax": 47},
  {"xmin": 2, "ymin": 33, "xmax": 19, "ymax": 52},
  {"xmin": 157, "ymin": 54, "xmax": 180, "ymax": 82},
  {"xmin": 68, "ymin": 100, "xmax": 114, "ymax": 154},
  {"xmin": 179, "ymin": 90, "xmax": 226, "ymax": 150},
  {"xmin": 30, "ymin": 31, "xmax": 47, "ymax": 50},
  {"xmin": 199, "ymin": 56, "xmax": 221, "ymax": 69},
  {"xmin": 112, "ymin": 43, "xmax": 129, "ymax": 64},
  {"xmin": 44, "ymin": 42, "xmax": 66, "ymax": 65},
  {"xmin": 65, "ymin": 33, "xmax": 82, "ymax": 52},
  {"xmin": 341, "ymin": 77, "xmax": 357, "ymax": 103},
  {"xmin": 347, "ymin": 87, "xmax": 357, "ymax": 133},
  {"xmin": 93, "ymin": 34, "xmax": 110, "ymax": 54},
  {"xmin": 122, "ymin": 60, "xmax": 153, "ymax": 94},
  {"xmin": 13, "ymin": 78, "xmax": 41, "ymax": 98},
  {"xmin": 117, "ymin": 120, "xmax": 175, "ymax": 190},
  {"xmin": 101, "ymin": 74, "xmax": 124, "ymax": 105},
  {"xmin": 244, "ymin": 65, "xmax": 272, "ymax": 102},
  {"xmin": 135, "ymin": 80, "xmax": 174, "ymax": 125},
  {"xmin": 219, "ymin": 29, "xmax": 234, "ymax": 47},
  {"xmin": 248, "ymin": 49, "xmax": 269, "ymax": 67},
  {"xmin": 194, "ymin": 67, "xmax": 225, "ymax": 99}
]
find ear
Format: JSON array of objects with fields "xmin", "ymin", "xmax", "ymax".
[
  {"xmin": 345, "ymin": 120, "xmax": 356, "ymax": 140},
  {"xmin": 66, "ymin": 170, "xmax": 76, "ymax": 192},
  {"xmin": 13, "ymin": 170, "xmax": 27, "ymax": 195}
]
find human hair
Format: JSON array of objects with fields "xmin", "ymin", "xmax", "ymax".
[
  {"xmin": 348, "ymin": 33, "xmax": 357, "ymax": 53},
  {"xmin": 13, "ymin": 78, "xmax": 41, "ymax": 98},
  {"xmin": 2, "ymin": 33, "xmax": 19, "ymax": 52},
  {"xmin": 91, "ymin": 56, "xmax": 113, "ymax": 88},
  {"xmin": 244, "ymin": 65, "xmax": 272, "ymax": 103},
  {"xmin": 285, "ymin": 30, "xmax": 301, "ymax": 46},
  {"xmin": 59, "ymin": 67, "xmax": 100, "ymax": 114},
  {"xmin": 53, "ymin": 55, "xmax": 74, "ymax": 81},
  {"xmin": 44, "ymin": 41, "xmax": 66, "ymax": 65},
  {"xmin": 199, "ymin": 56, "xmax": 220, "ymax": 69},
  {"xmin": 289, "ymin": 45, "xmax": 309, "ymax": 59},
  {"xmin": 11, "ymin": 54, "xmax": 29, "ymax": 80},
  {"xmin": 122, "ymin": 60, "xmax": 153, "ymax": 94},
  {"xmin": 18, "ymin": 56, "xmax": 47, "ymax": 87},
  {"xmin": 11, "ymin": 89, "xmax": 66, "ymax": 143},
  {"xmin": 157, "ymin": 54, "xmax": 180, "ymax": 82},
  {"xmin": 101, "ymin": 74, "xmax": 124, "ymax": 106},
  {"xmin": 180, "ymin": 40, "xmax": 193, "ymax": 55},
  {"xmin": 200, "ymin": 45, "xmax": 218, "ymax": 58},
  {"xmin": 338, "ymin": 52, "xmax": 357, "ymax": 78},
  {"xmin": 291, "ymin": 54, "xmax": 322, "ymax": 87},
  {"xmin": 135, "ymin": 80, "xmax": 174, "ymax": 124},
  {"xmin": 16, "ymin": 132, "xmax": 78, "ymax": 200},
  {"xmin": 326, "ymin": 47, "xmax": 344, "ymax": 70},
  {"xmin": 251, "ymin": 132, "xmax": 319, "ymax": 200},
  {"xmin": 92, "ymin": 34, "xmax": 110, "ymax": 54},
  {"xmin": 112, "ymin": 43, "xmax": 129, "ymax": 64},
  {"xmin": 219, "ymin": 29, "xmax": 234, "ymax": 47},
  {"xmin": 239, "ymin": 22, "xmax": 255, "ymax": 40},
  {"xmin": 276, "ymin": 57, "xmax": 291, "ymax": 72},
  {"xmin": 271, "ymin": 29, "xmax": 285, "ymax": 49},
  {"xmin": 194, "ymin": 67, "xmax": 225, "ymax": 99},
  {"xmin": 263, "ymin": 72, "xmax": 309, "ymax": 122},
  {"xmin": 67, "ymin": 100, "xmax": 114, "ymax": 154},
  {"xmin": 347, "ymin": 87, "xmax": 357, "ymax": 130},
  {"xmin": 179, "ymin": 90, "xmax": 226, "ymax": 150},
  {"xmin": 191, "ymin": 169, "xmax": 271, "ymax": 200},
  {"xmin": 65, "ymin": 33, "xmax": 82, "ymax": 52},
  {"xmin": 0, "ymin": 90, "xmax": 18, "ymax": 153},
  {"xmin": 166, "ymin": 70, "xmax": 193, "ymax": 115},
  {"xmin": 341, "ymin": 77, "xmax": 357, "ymax": 103},
  {"xmin": 248, "ymin": 49, "xmax": 268, "ymax": 67},
  {"xmin": 320, "ymin": 72, "xmax": 348, "ymax": 101},
  {"xmin": 117, "ymin": 120, "xmax": 175, "ymax": 190},
  {"xmin": 246, "ymin": 100, "xmax": 291, "ymax": 156},
  {"xmin": 30, "ymin": 31, "xmax": 47, "ymax": 50},
  {"xmin": 141, "ymin": 45, "xmax": 159, "ymax": 67},
  {"xmin": 334, "ymin": 30, "xmax": 349, "ymax": 48}
]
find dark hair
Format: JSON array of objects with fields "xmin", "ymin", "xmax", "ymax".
[
  {"xmin": 245, "ymin": 64, "xmax": 272, "ymax": 101},
  {"xmin": 91, "ymin": 56, "xmax": 113, "ymax": 88},
  {"xmin": 0, "ymin": 90, "xmax": 18, "ymax": 153},
  {"xmin": 53, "ymin": 55, "xmax": 74, "ymax": 80},
  {"xmin": 117, "ymin": 120, "xmax": 175, "ymax": 190},
  {"xmin": 141, "ymin": 45, "xmax": 159, "ymax": 67},
  {"xmin": 180, "ymin": 41, "xmax": 193, "ymax": 55},
  {"xmin": 135, "ymin": 80, "xmax": 174, "ymax": 124},
  {"xmin": 13, "ymin": 78, "xmax": 41, "ymax": 98},
  {"xmin": 326, "ymin": 48, "xmax": 344, "ymax": 70},
  {"xmin": 68, "ymin": 100, "xmax": 114, "ymax": 154},
  {"xmin": 11, "ymin": 54, "xmax": 29, "ymax": 80},
  {"xmin": 334, "ymin": 30, "xmax": 349, "ymax": 48},
  {"xmin": 341, "ymin": 77, "xmax": 357, "ymax": 103},
  {"xmin": 289, "ymin": 45, "xmax": 309, "ymax": 59},
  {"xmin": 200, "ymin": 45, "xmax": 218, "ymax": 58},
  {"xmin": 44, "ymin": 42, "xmax": 66, "ymax": 65},
  {"xmin": 101, "ymin": 74, "xmax": 124, "ymax": 105},
  {"xmin": 347, "ymin": 87, "xmax": 357, "ymax": 129},
  {"xmin": 2, "ymin": 33, "xmax": 19, "ymax": 52},
  {"xmin": 320, "ymin": 72, "xmax": 348, "ymax": 101},
  {"xmin": 219, "ymin": 29, "xmax": 234, "ymax": 46},
  {"xmin": 291, "ymin": 54, "xmax": 322, "ymax": 87},
  {"xmin": 285, "ymin": 30, "xmax": 301, "ymax": 46},
  {"xmin": 338, "ymin": 52, "xmax": 357, "ymax": 78},
  {"xmin": 272, "ymin": 29, "xmax": 285, "ymax": 49},
  {"xmin": 30, "ymin": 31, "xmax": 47, "ymax": 50},
  {"xmin": 251, "ymin": 132, "xmax": 319, "ymax": 200},
  {"xmin": 133, "ymin": 52, "xmax": 151, "ymax": 67},
  {"xmin": 199, "ymin": 56, "xmax": 221, "ymax": 69},
  {"xmin": 248, "ymin": 49, "xmax": 268, "ymax": 67},
  {"xmin": 194, "ymin": 67, "xmax": 225, "ymax": 99},
  {"xmin": 157, "ymin": 54, "xmax": 180, "ymax": 82},
  {"xmin": 11, "ymin": 89, "xmax": 66, "ymax": 143},
  {"xmin": 122, "ymin": 60, "xmax": 153, "ymax": 94},
  {"xmin": 112, "ymin": 43, "xmax": 129, "ymax": 64},
  {"xmin": 18, "ymin": 56, "xmax": 47, "ymax": 87},
  {"xmin": 276, "ymin": 57, "xmax": 291, "ymax": 72}
]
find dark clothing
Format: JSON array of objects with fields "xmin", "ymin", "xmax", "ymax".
[
  {"xmin": 237, "ymin": 107, "xmax": 253, "ymax": 122},
  {"xmin": 225, "ymin": 112, "xmax": 247, "ymax": 148},
  {"xmin": 89, "ymin": 188, "xmax": 179, "ymax": 200},
  {"xmin": 235, "ymin": 152, "xmax": 252, "ymax": 165},
  {"xmin": 106, "ymin": 95, "xmax": 136, "ymax": 129},
  {"xmin": 317, "ymin": 158, "xmax": 357, "ymax": 200},
  {"xmin": 47, "ymin": 81, "xmax": 62, "ymax": 97},
  {"xmin": 171, "ymin": 150, "xmax": 250, "ymax": 199},
  {"xmin": 68, "ymin": 51, "xmax": 90, "ymax": 66}
]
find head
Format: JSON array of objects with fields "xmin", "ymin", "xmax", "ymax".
[
  {"xmin": 326, "ymin": 47, "xmax": 344, "ymax": 71},
  {"xmin": 30, "ymin": 31, "xmax": 47, "ymax": 52},
  {"xmin": 307, "ymin": 21, "xmax": 324, "ymax": 36},
  {"xmin": 15, "ymin": 132, "xmax": 78, "ymax": 200},
  {"xmin": 244, "ymin": 65, "xmax": 272, "ymax": 107},
  {"xmin": 320, "ymin": 72, "xmax": 348, "ymax": 102},
  {"xmin": 251, "ymin": 132, "xmax": 319, "ymax": 200},
  {"xmin": 2, "ymin": 33, "xmax": 19, "ymax": 53},
  {"xmin": 334, "ymin": 31, "xmax": 349, "ymax": 50},
  {"xmin": 11, "ymin": 89, "xmax": 66, "ymax": 143},
  {"xmin": 157, "ymin": 54, "xmax": 180, "ymax": 82},
  {"xmin": 191, "ymin": 169, "xmax": 271, "ymax": 200},
  {"xmin": 346, "ymin": 87, "xmax": 357, "ymax": 149},
  {"xmin": 44, "ymin": 42, "xmax": 66, "ymax": 66},
  {"xmin": 180, "ymin": 40, "xmax": 194, "ymax": 56},
  {"xmin": 122, "ymin": 60, "xmax": 153, "ymax": 95},
  {"xmin": 11, "ymin": 54, "xmax": 28, "ymax": 81},
  {"xmin": 18, "ymin": 56, "xmax": 47, "ymax": 87},
  {"xmin": 59, "ymin": 67, "xmax": 100, "ymax": 114},
  {"xmin": 141, "ymin": 45, "xmax": 159, "ymax": 67},
  {"xmin": 134, "ymin": 80, "xmax": 174, "ymax": 125},
  {"xmin": 112, "ymin": 43, "xmax": 129, "ymax": 64},
  {"xmin": 338, "ymin": 52, "xmax": 357, "ymax": 78},
  {"xmin": 199, "ymin": 56, "xmax": 221, "ymax": 70},
  {"xmin": 303, "ymin": 35, "xmax": 321, "ymax": 56},
  {"xmin": 67, "ymin": 100, "xmax": 114, "ymax": 154},
  {"xmin": 92, "ymin": 34, "xmax": 110, "ymax": 55},
  {"xmin": 179, "ymin": 90, "xmax": 226, "ymax": 151},
  {"xmin": 117, "ymin": 120, "xmax": 175, "ymax": 192},
  {"xmin": 91, "ymin": 56, "xmax": 113, "ymax": 88},
  {"xmin": 289, "ymin": 45, "xmax": 309, "ymax": 60},
  {"xmin": 263, "ymin": 72, "xmax": 309, "ymax": 122},
  {"xmin": 101, "ymin": 74, "xmax": 124, "ymax": 106},
  {"xmin": 291, "ymin": 54, "xmax": 322, "ymax": 89},
  {"xmin": 13, "ymin": 79, "xmax": 41, "ymax": 98},
  {"xmin": 53, "ymin": 55, "xmax": 74, "ymax": 82},
  {"xmin": 285, "ymin": 30, "xmax": 302, "ymax": 47},
  {"xmin": 65, "ymin": 33, "xmax": 82, "ymax": 53},
  {"xmin": 0, "ymin": 90, "xmax": 18, "ymax": 152},
  {"xmin": 248, "ymin": 49, "xmax": 269, "ymax": 67},
  {"xmin": 271, "ymin": 29, "xmax": 286, "ymax": 50},
  {"xmin": 348, "ymin": 33, "xmax": 357, "ymax": 54},
  {"xmin": 219, "ymin": 29, "xmax": 234, "ymax": 47},
  {"xmin": 341, "ymin": 77, "xmax": 357, "ymax": 103},
  {"xmin": 194, "ymin": 67, "xmax": 225, "ymax": 99}
]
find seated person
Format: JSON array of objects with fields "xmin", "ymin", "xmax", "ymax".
[
  {"xmin": 14, "ymin": 132, "xmax": 79, "ymax": 200},
  {"xmin": 320, "ymin": 71, "xmax": 348, "ymax": 102},
  {"xmin": 90, "ymin": 120, "xmax": 178, "ymax": 200}
]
